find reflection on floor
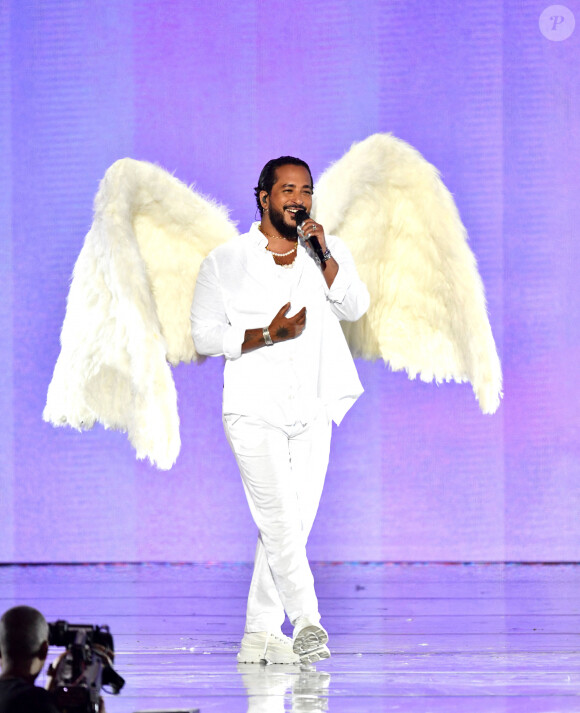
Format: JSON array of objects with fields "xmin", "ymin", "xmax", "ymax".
[{"xmin": 1, "ymin": 562, "xmax": 580, "ymax": 711}]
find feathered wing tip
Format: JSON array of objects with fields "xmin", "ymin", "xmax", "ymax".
[
  {"xmin": 43, "ymin": 158, "xmax": 238, "ymax": 469},
  {"xmin": 313, "ymin": 133, "xmax": 502, "ymax": 414}
]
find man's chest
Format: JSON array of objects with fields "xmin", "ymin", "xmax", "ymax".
[{"xmin": 221, "ymin": 254, "xmax": 326, "ymax": 324}]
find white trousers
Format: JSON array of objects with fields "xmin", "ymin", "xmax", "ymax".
[{"xmin": 223, "ymin": 407, "xmax": 332, "ymax": 634}]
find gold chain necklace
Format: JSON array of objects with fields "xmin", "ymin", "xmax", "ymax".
[{"xmin": 259, "ymin": 224, "xmax": 298, "ymax": 256}]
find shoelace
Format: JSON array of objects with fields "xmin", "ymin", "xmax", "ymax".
[
  {"xmin": 261, "ymin": 631, "xmax": 271, "ymax": 659},
  {"xmin": 261, "ymin": 631, "xmax": 289, "ymax": 658}
]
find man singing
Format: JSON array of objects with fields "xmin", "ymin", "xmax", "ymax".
[{"xmin": 190, "ymin": 156, "xmax": 369, "ymax": 664}]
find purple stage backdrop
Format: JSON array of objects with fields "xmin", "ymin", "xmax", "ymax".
[{"xmin": 1, "ymin": 1, "xmax": 579, "ymax": 563}]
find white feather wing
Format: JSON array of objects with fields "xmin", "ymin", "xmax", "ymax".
[
  {"xmin": 44, "ymin": 158, "xmax": 238, "ymax": 468},
  {"xmin": 313, "ymin": 133, "xmax": 502, "ymax": 414}
]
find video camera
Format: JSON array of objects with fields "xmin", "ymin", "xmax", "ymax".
[{"xmin": 48, "ymin": 620, "xmax": 125, "ymax": 713}]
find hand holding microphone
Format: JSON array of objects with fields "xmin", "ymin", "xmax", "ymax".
[{"xmin": 294, "ymin": 209, "xmax": 330, "ymax": 269}]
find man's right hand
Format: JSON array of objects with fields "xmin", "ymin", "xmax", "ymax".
[
  {"xmin": 241, "ymin": 303, "xmax": 307, "ymax": 354},
  {"xmin": 269, "ymin": 303, "xmax": 307, "ymax": 342}
]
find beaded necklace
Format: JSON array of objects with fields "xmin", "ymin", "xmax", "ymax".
[{"xmin": 259, "ymin": 224, "xmax": 298, "ymax": 257}]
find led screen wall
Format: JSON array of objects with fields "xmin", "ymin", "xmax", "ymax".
[{"xmin": 1, "ymin": 0, "xmax": 578, "ymax": 562}]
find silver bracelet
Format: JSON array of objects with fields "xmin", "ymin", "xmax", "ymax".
[
  {"xmin": 321, "ymin": 248, "xmax": 332, "ymax": 262},
  {"xmin": 263, "ymin": 326, "xmax": 274, "ymax": 346}
]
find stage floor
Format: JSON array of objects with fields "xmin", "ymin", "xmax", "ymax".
[{"xmin": 1, "ymin": 562, "xmax": 579, "ymax": 712}]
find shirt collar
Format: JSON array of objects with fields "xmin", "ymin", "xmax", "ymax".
[{"xmin": 250, "ymin": 221, "xmax": 268, "ymax": 249}]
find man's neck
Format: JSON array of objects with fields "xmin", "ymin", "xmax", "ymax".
[
  {"xmin": 0, "ymin": 663, "xmax": 40, "ymax": 684},
  {"xmin": 259, "ymin": 218, "xmax": 297, "ymax": 244}
]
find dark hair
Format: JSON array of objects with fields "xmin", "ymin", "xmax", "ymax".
[
  {"xmin": 0, "ymin": 606, "xmax": 48, "ymax": 660},
  {"xmin": 254, "ymin": 156, "xmax": 313, "ymax": 216}
]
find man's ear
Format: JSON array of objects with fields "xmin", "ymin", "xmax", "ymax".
[
  {"xmin": 38, "ymin": 640, "xmax": 49, "ymax": 661},
  {"xmin": 259, "ymin": 191, "xmax": 268, "ymax": 208}
]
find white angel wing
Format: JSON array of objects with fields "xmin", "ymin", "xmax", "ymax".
[
  {"xmin": 312, "ymin": 133, "xmax": 502, "ymax": 414},
  {"xmin": 43, "ymin": 158, "xmax": 238, "ymax": 469}
]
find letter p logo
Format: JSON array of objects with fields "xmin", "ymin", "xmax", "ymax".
[{"xmin": 539, "ymin": 5, "xmax": 575, "ymax": 41}]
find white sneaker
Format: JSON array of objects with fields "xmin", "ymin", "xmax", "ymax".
[
  {"xmin": 292, "ymin": 621, "xmax": 330, "ymax": 663},
  {"xmin": 237, "ymin": 631, "xmax": 301, "ymax": 664}
]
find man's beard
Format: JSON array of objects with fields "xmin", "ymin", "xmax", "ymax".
[{"xmin": 269, "ymin": 205, "xmax": 298, "ymax": 240}]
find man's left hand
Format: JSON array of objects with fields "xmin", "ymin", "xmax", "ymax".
[{"xmin": 299, "ymin": 219, "xmax": 327, "ymax": 252}]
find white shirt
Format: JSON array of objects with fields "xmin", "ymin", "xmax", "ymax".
[{"xmin": 190, "ymin": 222, "xmax": 370, "ymax": 426}]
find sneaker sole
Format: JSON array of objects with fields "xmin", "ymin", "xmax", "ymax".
[
  {"xmin": 299, "ymin": 644, "xmax": 331, "ymax": 664},
  {"xmin": 237, "ymin": 647, "xmax": 300, "ymax": 665},
  {"xmin": 293, "ymin": 625, "xmax": 329, "ymax": 660},
  {"xmin": 237, "ymin": 649, "xmax": 265, "ymax": 664}
]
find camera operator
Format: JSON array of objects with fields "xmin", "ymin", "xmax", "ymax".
[
  {"xmin": 1, "ymin": 606, "xmax": 106, "ymax": 713},
  {"xmin": 0, "ymin": 606, "xmax": 59, "ymax": 713}
]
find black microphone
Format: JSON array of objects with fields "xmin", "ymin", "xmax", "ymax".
[{"xmin": 294, "ymin": 208, "xmax": 326, "ymax": 268}]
